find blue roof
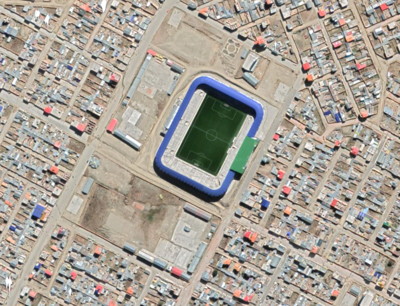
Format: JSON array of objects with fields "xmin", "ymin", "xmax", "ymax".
[
  {"xmin": 34, "ymin": 263, "xmax": 42, "ymax": 271},
  {"xmin": 32, "ymin": 204, "xmax": 45, "ymax": 219},
  {"xmin": 334, "ymin": 112, "xmax": 342, "ymax": 123},
  {"xmin": 154, "ymin": 76, "xmax": 264, "ymax": 198},
  {"xmin": 261, "ymin": 198, "xmax": 270, "ymax": 209}
]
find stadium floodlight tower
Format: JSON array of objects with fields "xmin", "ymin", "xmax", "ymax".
[{"xmin": 154, "ymin": 76, "xmax": 264, "ymax": 199}]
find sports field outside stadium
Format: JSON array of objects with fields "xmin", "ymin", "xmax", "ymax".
[{"xmin": 176, "ymin": 94, "xmax": 246, "ymax": 175}]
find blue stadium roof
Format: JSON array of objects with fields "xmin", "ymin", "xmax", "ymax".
[{"xmin": 154, "ymin": 76, "xmax": 264, "ymax": 198}]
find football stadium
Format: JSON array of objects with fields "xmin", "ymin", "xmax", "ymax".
[{"xmin": 154, "ymin": 76, "xmax": 264, "ymax": 198}]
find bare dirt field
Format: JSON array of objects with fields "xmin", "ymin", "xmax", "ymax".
[
  {"xmin": 257, "ymin": 60, "xmax": 298, "ymax": 105},
  {"xmin": 152, "ymin": 8, "xmax": 225, "ymax": 67},
  {"xmin": 68, "ymin": 138, "xmax": 85, "ymax": 154},
  {"xmin": 80, "ymin": 156, "xmax": 185, "ymax": 251}
]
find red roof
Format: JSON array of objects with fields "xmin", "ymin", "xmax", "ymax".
[
  {"xmin": 350, "ymin": 146, "xmax": 359, "ymax": 156},
  {"xmin": 273, "ymin": 133, "xmax": 280, "ymax": 141},
  {"xmin": 126, "ymin": 287, "xmax": 134, "ymax": 295},
  {"xmin": 29, "ymin": 290, "xmax": 37, "ymax": 298},
  {"xmin": 171, "ymin": 267, "xmax": 183, "ymax": 277},
  {"xmin": 345, "ymin": 34, "xmax": 354, "ymax": 42},
  {"xmin": 53, "ymin": 141, "xmax": 62, "ymax": 149},
  {"xmin": 106, "ymin": 118, "xmax": 118, "ymax": 133},
  {"xmin": 277, "ymin": 170, "xmax": 285, "ymax": 180},
  {"xmin": 282, "ymin": 186, "xmax": 291, "ymax": 195},
  {"xmin": 70, "ymin": 271, "xmax": 77, "ymax": 280},
  {"xmin": 284, "ymin": 206, "xmax": 292, "ymax": 215},
  {"xmin": 318, "ymin": 9, "xmax": 326, "ymax": 17},
  {"xmin": 43, "ymin": 106, "xmax": 52, "ymax": 114},
  {"xmin": 380, "ymin": 3, "xmax": 389, "ymax": 10},
  {"xmin": 198, "ymin": 7, "xmax": 209, "ymax": 15},
  {"xmin": 360, "ymin": 110, "xmax": 369, "ymax": 118},
  {"xmin": 338, "ymin": 19, "xmax": 346, "ymax": 26},
  {"xmin": 80, "ymin": 3, "xmax": 91, "ymax": 12},
  {"xmin": 147, "ymin": 49, "xmax": 157, "ymax": 56},
  {"xmin": 45, "ymin": 269, "xmax": 52, "ymax": 276},
  {"xmin": 94, "ymin": 245, "xmax": 102, "ymax": 256},
  {"xmin": 302, "ymin": 62, "xmax": 311, "ymax": 71},
  {"xmin": 332, "ymin": 41, "xmax": 342, "ymax": 48},
  {"xmin": 76, "ymin": 123, "xmax": 86, "ymax": 132},
  {"xmin": 233, "ymin": 289, "xmax": 242, "ymax": 297},
  {"xmin": 356, "ymin": 63, "xmax": 367, "ymax": 70},
  {"xmin": 334, "ymin": 140, "xmax": 341, "ymax": 147},
  {"xmin": 254, "ymin": 36, "xmax": 266, "ymax": 46},
  {"xmin": 95, "ymin": 284, "xmax": 103, "ymax": 292},
  {"xmin": 109, "ymin": 73, "xmax": 120, "ymax": 83},
  {"xmin": 243, "ymin": 231, "xmax": 258, "ymax": 243},
  {"xmin": 108, "ymin": 301, "xmax": 117, "ymax": 306},
  {"xmin": 243, "ymin": 295, "xmax": 254, "ymax": 302},
  {"xmin": 331, "ymin": 198, "xmax": 338, "ymax": 207},
  {"xmin": 250, "ymin": 232, "xmax": 258, "ymax": 243},
  {"xmin": 49, "ymin": 165, "xmax": 59, "ymax": 174}
]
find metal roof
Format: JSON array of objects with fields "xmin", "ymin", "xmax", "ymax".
[{"xmin": 230, "ymin": 137, "xmax": 259, "ymax": 174}]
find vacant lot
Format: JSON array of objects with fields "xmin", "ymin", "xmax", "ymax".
[
  {"xmin": 152, "ymin": 8, "xmax": 224, "ymax": 66},
  {"xmin": 80, "ymin": 158, "xmax": 185, "ymax": 251}
]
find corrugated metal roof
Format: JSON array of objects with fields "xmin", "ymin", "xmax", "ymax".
[{"xmin": 230, "ymin": 137, "xmax": 259, "ymax": 174}]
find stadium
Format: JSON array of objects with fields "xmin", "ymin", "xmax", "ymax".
[{"xmin": 154, "ymin": 76, "xmax": 264, "ymax": 198}]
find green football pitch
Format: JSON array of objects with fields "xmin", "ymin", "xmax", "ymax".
[{"xmin": 176, "ymin": 94, "xmax": 246, "ymax": 175}]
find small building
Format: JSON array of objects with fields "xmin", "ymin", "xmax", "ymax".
[
  {"xmin": 43, "ymin": 106, "xmax": 53, "ymax": 115},
  {"xmin": 123, "ymin": 243, "xmax": 136, "ymax": 255},
  {"xmin": 49, "ymin": 165, "xmax": 59, "ymax": 174},
  {"xmin": 113, "ymin": 129, "xmax": 142, "ymax": 151},
  {"xmin": 242, "ymin": 52, "xmax": 260, "ymax": 72},
  {"xmin": 106, "ymin": 118, "xmax": 118, "ymax": 133},
  {"xmin": 302, "ymin": 62, "xmax": 311, "ymax": 71},
  {"xmin": 153, "ymin": 258, "xmax": 168, "ymax": 270},
  {"xmin": 243, "ymin": 72, "xmax": 259, "ymax": 87},
  {"xmin": 81, "ymin": 177, "xmax": 94, "ymax": 195},
  {"xmin": 183, "ymin": 203, "xmax": 211, "ymax": 222},
  {"xmin": 170, "ymin": 63, "xmax": 185, "ymax": 74},
  {"xmin": 171, "ymin": 267, "xmax": 183, "ymax": 277},
  {"xmin": 32, "ymin": 204, "xmax": 46, "ymax": 220}
]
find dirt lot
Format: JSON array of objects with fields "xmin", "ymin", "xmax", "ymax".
[
  {"xmin": 68, "ymin": 138, "xmax": 85, "ymax": 154},
  {"xmin": 257, "ymin": 60, "xmax": 298, "ymax": 105},
  {"xmin": 80, "ymin": 156, "xmax": 185, "ymax": 251},
  {"xmin": 152, "ymin": 8, "xmax": 225, "ymax": 67}
]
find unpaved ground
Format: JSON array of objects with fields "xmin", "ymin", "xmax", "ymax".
[
  {"xmin": 80, "ymin": 174, "xmax": 184, "ymax": 251},
  {"xmin": 152, "ymin": 8, "xmax": 224, "ymax": 67}
]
